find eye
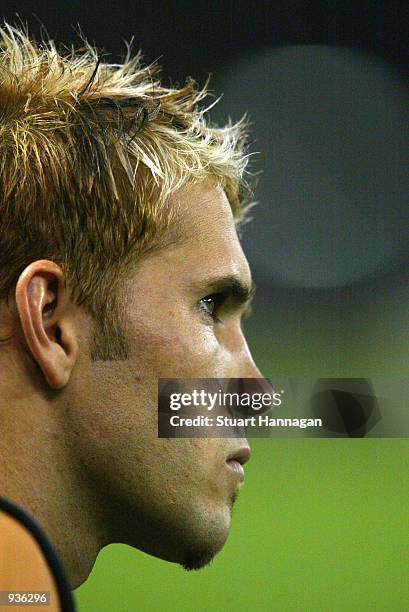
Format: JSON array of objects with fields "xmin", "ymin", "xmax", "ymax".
[{"xmin": 198, "ymin": 292, "xmax": 228, "ymax": 323}]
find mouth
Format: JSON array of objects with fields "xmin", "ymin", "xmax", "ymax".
[{"xmin": 226, "ymin": 446, "xmax": 251, "ymax": 482}]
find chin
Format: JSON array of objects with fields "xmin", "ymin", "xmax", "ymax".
[
  {"xmin": 180, "ymin": 546, "xmax": 219, "ymax": 571},
  {"xmin": 117, "ymin": 490, "xmax": 236, "ymax": 570},
  {"xmin": 179, "ymin": 530, "xmax": 228, "ymax": 571},
  {"xmin": 131, "ymin": 515, "xmax": 230, "ymax": 571},
  {"xmin": 177, "ymin": 501, "xmax": 234, "ymax": 571}
]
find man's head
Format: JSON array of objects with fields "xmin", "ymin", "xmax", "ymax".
[{"xmin": 0, "ymin": 24, "xmax": 261, "ymax": 586}]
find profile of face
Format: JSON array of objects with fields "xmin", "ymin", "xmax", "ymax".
[{"xmin": 9, "ymin": 181, "xmax": 262, "ymax": 574}]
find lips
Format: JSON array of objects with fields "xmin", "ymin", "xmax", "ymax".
[{"xmin": 226, "ymin": 446, "xmax": 251, "ymax": 481}]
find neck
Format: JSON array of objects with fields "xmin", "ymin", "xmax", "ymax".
[{"xmin": 0, "ymin": 390, "xmax": 107, "ymax": 589}]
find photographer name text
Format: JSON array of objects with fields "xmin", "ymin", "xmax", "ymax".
[{"xmin": 169, "ymin": 415, "xmax": 323, "ymax": 429}]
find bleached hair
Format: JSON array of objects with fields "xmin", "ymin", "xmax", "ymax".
[{"xmin": 0, "ymin": 22, "xmax": 255, "ymax": 358}]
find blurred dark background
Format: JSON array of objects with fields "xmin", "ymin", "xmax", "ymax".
[{"xmin": 2, "ymin": 1, "xmax": 409, "ymax": 80}]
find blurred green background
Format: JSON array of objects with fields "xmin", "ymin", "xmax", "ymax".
[{"xmin": 74, "ymin": 299, "xmax": 409, "ymax": 610}]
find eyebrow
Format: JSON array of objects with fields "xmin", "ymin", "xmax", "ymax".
[{"xmin": 191, "ymin": 275, "xmax": 256, "ymax": 314}]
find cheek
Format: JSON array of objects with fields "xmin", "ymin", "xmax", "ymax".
[{"xmin": 128, "ymin": 311, "xmax": 227, "ymax": 379}]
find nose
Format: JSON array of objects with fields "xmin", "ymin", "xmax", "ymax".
[
  {"xmin": 237, "ymin": 338, "xmax": 263, "ymax": 379},
  {"xmin": 242, "ymin": 354, "xmax": 263, "ymax": 379},
  {"xmin": 222, "ymin": 320, "xmax": 264, "ymax": 379}
]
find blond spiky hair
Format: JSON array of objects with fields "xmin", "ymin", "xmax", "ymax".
[{"xmin": 0, "ymin": 22, "xmax": 254, "ymax": 358}]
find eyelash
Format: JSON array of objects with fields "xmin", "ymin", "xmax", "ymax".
[{"xmin": 198, "ymin": 292, "xmax": 228, "ymax": 323}]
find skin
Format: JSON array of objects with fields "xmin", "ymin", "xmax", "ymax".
[{"xmin": 0, "ymin": 180, "xmax": 262, "ymax": 588}]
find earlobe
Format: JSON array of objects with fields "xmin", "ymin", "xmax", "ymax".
[{"xmin": 15, "ymin": 260, "xmax": 78, "ymax": 389}]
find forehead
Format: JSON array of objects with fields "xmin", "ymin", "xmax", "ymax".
[
  {"xmin": 166, "ymin": 181, "xmax": 251, "ymax": 277},
  {"xmin": 132, "ymin": 181, "xmax": 252, "ymax": 290},
  {"xmin": 168, "ymin": 181, "xmax": 239, "ymax": 246}
]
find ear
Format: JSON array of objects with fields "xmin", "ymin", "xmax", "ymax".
[{"xmin": 15, "ymin": 260, "xmax": 79, "ymax": 389}]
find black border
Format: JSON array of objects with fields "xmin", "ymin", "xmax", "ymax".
[{"xmin": 0, "ymin": 495, "xmax": 76, "ymax": 612}]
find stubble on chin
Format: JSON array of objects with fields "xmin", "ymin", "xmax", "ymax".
[{"xmin": 181, "ymin": 489, "xmax": 239, "ymax": 572}]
